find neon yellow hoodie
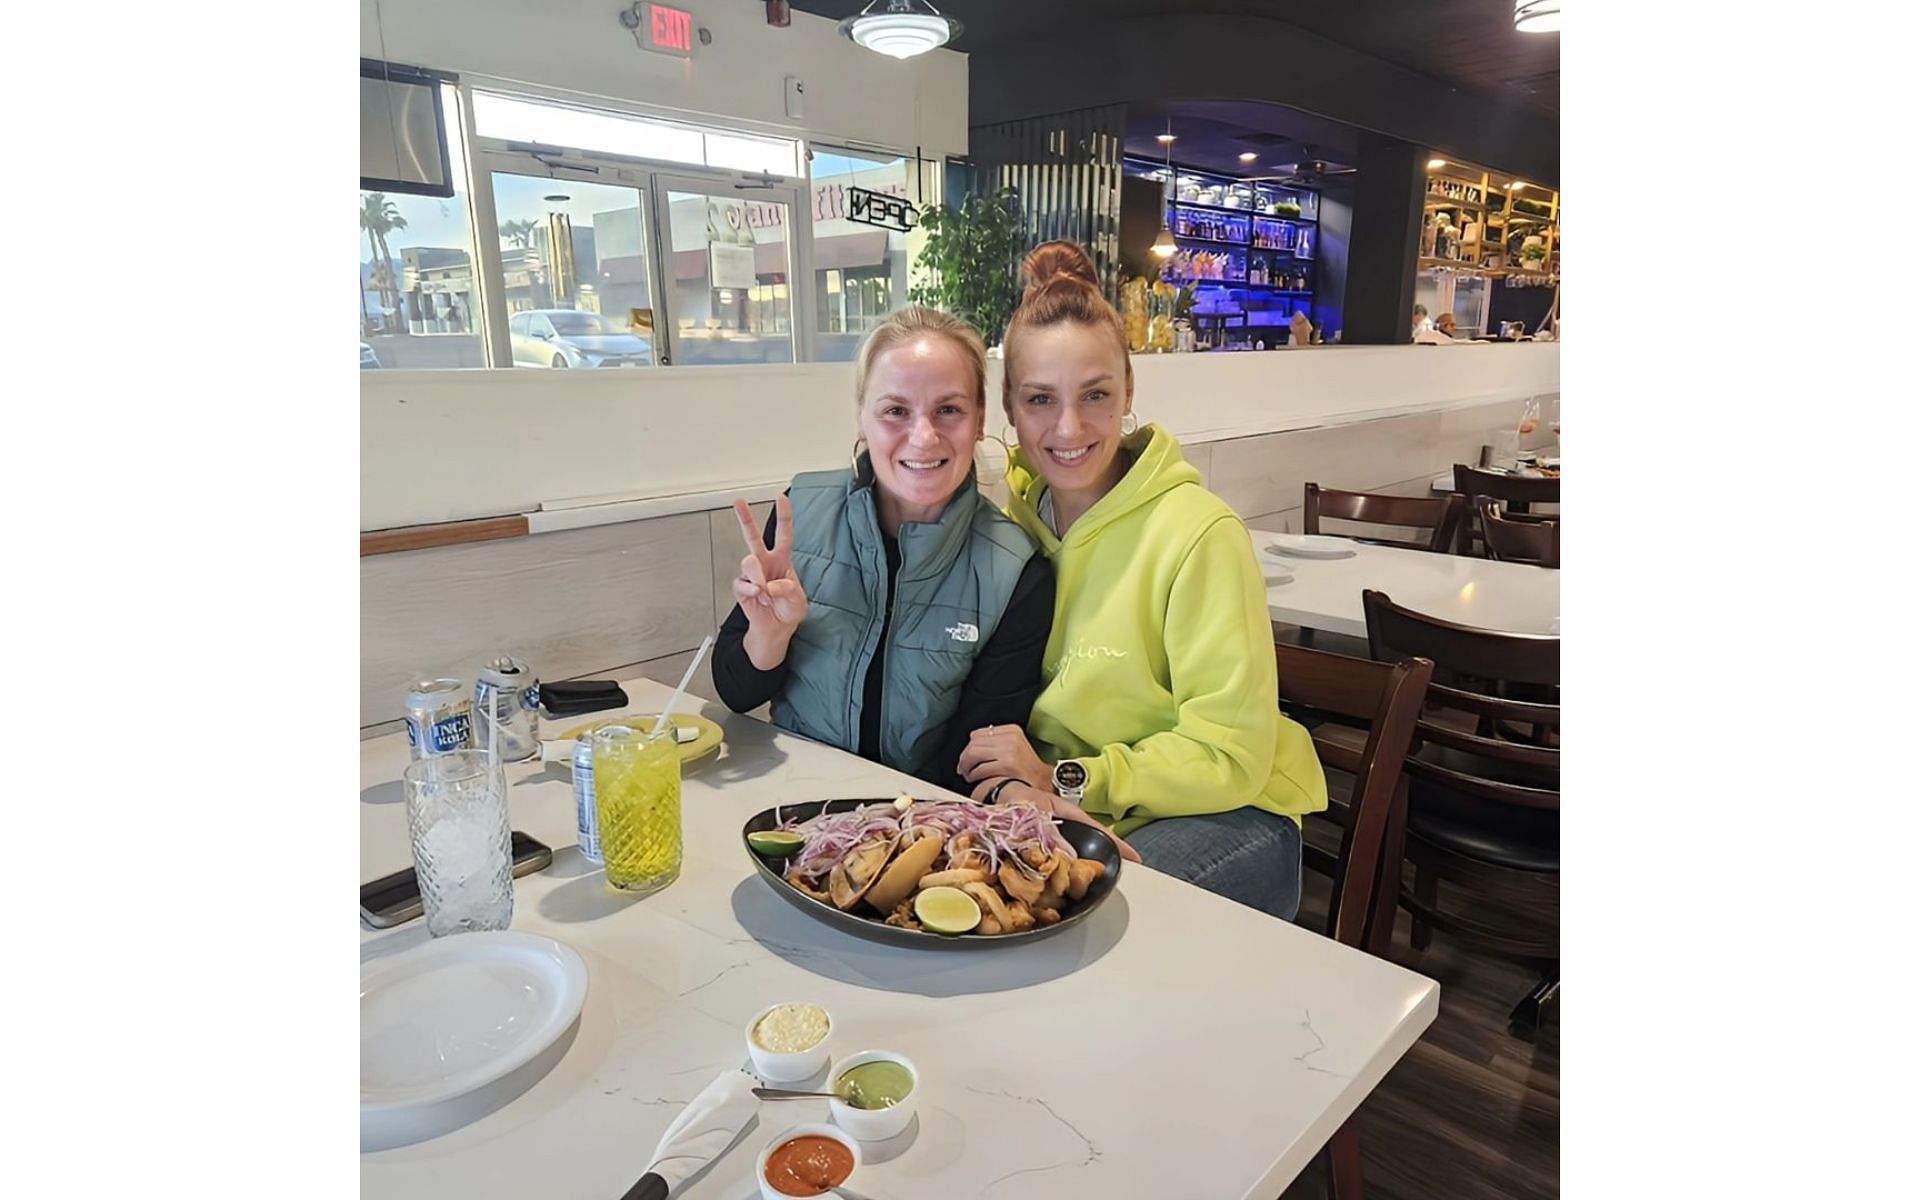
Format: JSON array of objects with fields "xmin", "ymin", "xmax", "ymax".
[{"xmin": 1005, "ymin": 424, "xmax": 1328, "ymax": 837}]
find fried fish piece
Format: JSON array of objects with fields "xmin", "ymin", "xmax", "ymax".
[
  {"xmin": 977, "ymin": 914, "xmax": 1004, "ymax": 936},
  {"xmin": 884, "ymin": 896, "xmax": 923, "ymax": 931},
  {"xmin": 962, "ymin": 881, "xmax": 1015, "ymax": 932},
  {"xmin": 1044, "ymin": 855, "xmax": 1071, "ymax": 903},
  {"xmin": 917, "ymin": 867, "xmax": 988, "ymax": 890},
  {"xmin": 997, "ymin": 862, "xmax": 1045, "ymax": 907},
  {"xmin": 1066, "ymin": 857, "xmax": 1106, "ymax": 901},
  {"xmin": 1003, "ymin": 900, "xmax": 1036, "ymax": 933},
  {"xmin": 1035, "ymin": 905, "xmax": 1062, "ymax": 925}
]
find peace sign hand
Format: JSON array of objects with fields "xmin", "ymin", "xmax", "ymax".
[{"xmin": 733, "ymin": 496, "xmax": 809, "ymax": 669}]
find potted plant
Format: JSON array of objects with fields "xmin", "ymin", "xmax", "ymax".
[{"xmin": 909, "ymin": 186, "xmax": 1025, "ymax": 347}]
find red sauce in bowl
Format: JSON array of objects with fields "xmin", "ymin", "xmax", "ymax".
[{"xmin": 764, "ymin": 1135, "xmax": 855, "ymax": 1197}]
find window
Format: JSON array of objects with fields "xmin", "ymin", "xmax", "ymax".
[
  {"xmin": 808, "ymin": 147, "xmax": 940, "ymax": 361},
  {"xmin": 472, "ymin": 91, "xmax": 801, "ymax": 178},
  {"xmin": 358, "ymin": 83, "xmax": 484, "ymax": 369},
  {"xmin": 490, "ymin": 173, "xmax": 658, "ymax": 368}
]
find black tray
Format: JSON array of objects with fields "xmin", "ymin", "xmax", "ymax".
[{"xmin": 741, "ymin": 798, "xmax": 1122, "ymax": 950}]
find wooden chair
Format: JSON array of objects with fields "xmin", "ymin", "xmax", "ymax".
[
  {"xmin": 1303, "ymin": 482, "xmax": 1465, "ymax": 553},
  {"xmin": 1276, "ymin": 643, "xmax": 1435, "ymax": 1200},
  {"xmin": 1480, "ymin": 502, "xmax": 1560, "ymax": 568},
  {"xmin": 1361, "ymin": 589, "xmax": 1560, "ymax": 1036},
  {"xmin": 1451, "ymin": 464, "xmax": 1559, "ymax": 555}
]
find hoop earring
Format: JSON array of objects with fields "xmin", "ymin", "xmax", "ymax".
[
  {"xmin": 974, "ymin": 434, "xmax": 1011, "ymax": 487},
  {"xmin": 1120, "ymin": 411, "xmax": 1138, "ymax": 436}
]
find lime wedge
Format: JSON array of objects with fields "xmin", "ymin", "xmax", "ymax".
[
  {"xmin": 748, "ymin": 830, "xmax": 805, "ymax": 857},
  {"xmin": 914, "ymin": 886, "xmax": 982, "ymax": 935}
]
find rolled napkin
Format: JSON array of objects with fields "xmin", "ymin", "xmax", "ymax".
[{"xmin": 620, "ymin": 1068, "xmax": 760, "ymax": 1200}]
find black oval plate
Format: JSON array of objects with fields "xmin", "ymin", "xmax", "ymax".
[{"xmin": 741, "ymin": 798, "xmax": 1123, "ymax": 950}]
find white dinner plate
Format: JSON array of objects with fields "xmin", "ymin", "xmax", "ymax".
[
  {"xmin": 1265, "ymin": 534, "xmax": 1357, "ymax": 560},
  {"xmin": 361, "ymin": 931, "xmax": 588, "ymax": 1118},
  {"xmin": 1539, "ymin": 457, "xmax": 1560, "ymax": 469}
]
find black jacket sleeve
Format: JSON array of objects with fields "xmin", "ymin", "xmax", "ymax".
[
  {"xmin": 711, "ymin": 503, "xmax": 789, "ymax": 714},
  {"xmin": 924, "ymin": 553, "xmax": 1057, "ymax": 796}
]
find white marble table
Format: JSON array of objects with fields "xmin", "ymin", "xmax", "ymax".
[
  {"xmin": 362, "ymin": 678, "xmax": 1438, "ymax": 1200},
  {"xmin": 1253, "ymin": 529, "xmax": 1561, "ymax": 639}
]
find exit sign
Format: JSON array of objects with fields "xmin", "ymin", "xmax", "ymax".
[{"xmin": 642, "ymin": 3, "xmax": 695, "ymax": 56}]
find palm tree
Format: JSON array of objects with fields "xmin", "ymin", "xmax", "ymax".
[
  {"xmin": 499, "ymin": 218, "xmax": 538, "ymax": 249},
  {"xmin": 359, "ymin": 193, "xmax": 409, "ymax": 328}
]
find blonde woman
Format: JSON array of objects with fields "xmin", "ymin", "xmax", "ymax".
[{"xmin": 714, "ymin": 306, "xmax": 1055, "ymax": 797}]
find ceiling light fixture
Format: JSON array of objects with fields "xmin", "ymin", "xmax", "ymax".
[
  {"xmin": 1427, "ymin": 158, "xmax": 1447, "ymax": 170},
  {"xmin": 1152, "ymin": 118, "xmax": 1178, "ymax": 259},
  {"xmin": 1239, "ymin": 151, "xmax": 1257, "ymax": 162},
  {"xmin": 838, "ymin": 0, "xmax": 962, "ymax": 59},
  {"xmin": 1514, "ymin": 1, "xmax": 1560, "ymax": 33}
]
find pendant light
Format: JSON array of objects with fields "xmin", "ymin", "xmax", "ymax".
[
  {"xmin": 1513, "ymin": 1, "xmax": 1560, "ymax": 32},
  {"xmin": 838, "ymin": 0, "xmax": 963, "ymax": 60},
  {"xmin": 1151, "ymin": 120, "xmax": 1178, "ymax": 259}
]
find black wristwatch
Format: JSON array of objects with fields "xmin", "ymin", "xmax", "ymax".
[{"xmin": 1051, "ymin": 759, "xmax": 1088, "ymax": 804}]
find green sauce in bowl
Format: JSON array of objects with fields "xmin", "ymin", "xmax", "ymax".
[{"xmin": 833, "ymin": 1061, "xmax": 914, "ymax": 1110}]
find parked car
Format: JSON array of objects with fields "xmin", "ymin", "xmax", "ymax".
[
  {"xmin": 360, "ymin": 342, "xmax": 382, "ymax": 369},
  {"xmin": 509, "ymin": 309, "xmax": 653, "ymax": 368}
]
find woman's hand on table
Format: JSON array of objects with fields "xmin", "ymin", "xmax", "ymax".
[
  {"xmin": 958, "ymin": 724, "xmax": 1053, "ymax": 793},
  {"xmin": 981, "ymin": 779, "xmax": 1143, "ymax": 864},
  {"xmin": 733, "ymin": 496, "xmax": 809, "ymax": 668}
]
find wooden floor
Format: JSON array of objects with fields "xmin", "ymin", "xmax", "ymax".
[{"xmin": 1279, "ymin": 863, "xmax": 1560, "ymax": 1200}]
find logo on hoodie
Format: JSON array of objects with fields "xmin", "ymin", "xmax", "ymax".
[
  {"xmin": 945, "ymin": 622, "xmax": 980, "ymax": 643},
  {"xmin": 1052, "ymin": 641, "xmax": 1128, "ymax": 683}
]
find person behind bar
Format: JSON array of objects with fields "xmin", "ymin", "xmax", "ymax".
[
  {"xmin": 713, "ymin": 306, "xmax": 1055, "ymax": 798},
  {"xmin": 1414, "ymin": 311, "xmax": 1458, "ymax": 344},
  {"xmin": 957, "ymin": 241, "xmax": 1328, "ymax": 916},
  {"xmin": 1412, "ymin": 303, "xmax": 1432, "ymax": 335}
]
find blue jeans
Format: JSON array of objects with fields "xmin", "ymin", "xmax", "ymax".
[{"xmin": 1126, "ymin": 807, "xmax": 1303, "ymax": 922}]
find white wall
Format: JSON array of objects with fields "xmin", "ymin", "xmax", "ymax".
[
  {"xmin": 360, "ymin": 395, "xmax": 1554, "ymax": 729},
  {"xmin": 360, "ymin": 0, "xmax": 968, "ymax": 156},
  {"xmin": 361, "ymin": 344, "xmax": 1560, "ymax": 531}
]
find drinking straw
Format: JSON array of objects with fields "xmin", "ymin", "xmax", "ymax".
[{"xmin": 651, "ymin": 634, "xmax": 715, "ymax": 739}]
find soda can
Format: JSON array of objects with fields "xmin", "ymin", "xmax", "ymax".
[
  {"xmin": 573, "ymin": 732, "xmax": 604, "ymax": 864},
  {"xmin": 475, "ymin": 656, "xmax": 540, "ymax": 762},
  {"xmin": 405, "ymin": 678, "xmax": 473, "ymax": 760}
]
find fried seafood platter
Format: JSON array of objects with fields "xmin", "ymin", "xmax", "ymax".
[{"xmin": 741, "ymin": 797, "xmax": 1122, "ymax": 949}]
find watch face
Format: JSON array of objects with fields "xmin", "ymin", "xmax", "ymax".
[{"xmin": 1054, "ymin": 760, "xmax": 1088, "ymax": 790}]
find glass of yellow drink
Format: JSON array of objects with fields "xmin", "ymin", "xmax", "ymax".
[{"xmin": 592, "ymin": 724, "xmax": 682, "ymax": 894}]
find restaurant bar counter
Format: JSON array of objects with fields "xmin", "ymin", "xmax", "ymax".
[{"xmin": 360, "ymin": 346, "xmax": 1557, "ymax": 729}]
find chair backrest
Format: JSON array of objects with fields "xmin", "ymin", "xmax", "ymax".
[
  {"xmin": 1452, "ymin": 463, "xmax": 1561, "ymax": 506},
  {"xmin": 1302, "ymin": 482, "xmax": 1465, "ymax": 553},
  {"xmin": 1451, "ymin": 464, "xmax": 1560, "ymax": 554},
  {"xmin": 1480, "ymin": 502, "xmax": 1560, "ymax": 568},
  {"xmin": 1361, "ymin": 589, "xmax": 1560, "ymax": 815},
  {"xmin": 1276, "ymin": 643, "xmax": 1435, "ymax": 950}
]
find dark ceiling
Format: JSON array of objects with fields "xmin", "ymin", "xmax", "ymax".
[
  {"xmin": 1123, "ymin": 99, "xmax": 1362, "ymax": 184},
  {"xmin": 791, "ymin": 1, "xmax": 1559, "ymax": 119}
]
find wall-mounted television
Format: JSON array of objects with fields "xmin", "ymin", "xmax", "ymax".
[{"xmin": 361, "ymin": 59, "xmax": 455, "ymax": 199}]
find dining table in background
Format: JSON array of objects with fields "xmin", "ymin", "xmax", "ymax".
[
  {"xmin": 1253, "ymin": 529, "xmax": 1561, "ymax": 640},
  {"xmin": 361, "ymin": 677, "xmax": 1439, "ymax": 1200}
]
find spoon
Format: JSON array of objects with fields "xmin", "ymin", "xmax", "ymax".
[{"xmin": 752, "ymin": 1086, "xmax": 838, "ymax": 1101}]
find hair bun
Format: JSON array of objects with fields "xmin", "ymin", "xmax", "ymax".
[{"xmin": 1021, "ymin": 241, "xmax": 1099, "ymax": 299}]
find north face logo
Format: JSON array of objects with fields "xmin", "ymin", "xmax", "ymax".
[{"xmin": 945, "ymin": 622, "xmax": 980, "ymax": 643}]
